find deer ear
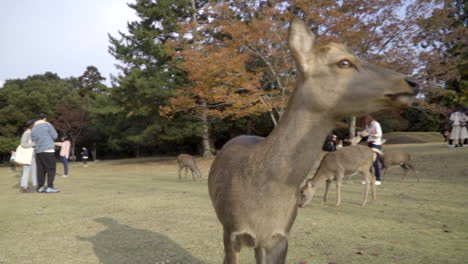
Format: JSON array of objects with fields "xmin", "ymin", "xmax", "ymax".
[{"xmin": 289, "ymin": 17, "xmax": 316, "ymax": 73}]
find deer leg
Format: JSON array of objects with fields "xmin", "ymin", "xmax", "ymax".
[
  {"xmin": 323, "ymin": 180, "xmax": 331, "ymax": 205},
  {"xmin": 266, "ymin": 239, "xmax": 288, "ymax": 264},
  {"xmin": 178, "ymin": 167, "xmax": 183, "ymax": 181},
  {"xmin": 400, "ymin": 164, "xmax": 409, "ymax": 182},
  {"xmin": 254, "ymin": 247, "xmax": 265, "ymax": 264},
  {"xmin": 190, "ymin": 168, "xmax": 197, "ymax": 181},
  {"xmin": 362, "ymin": 171, "xmax": 373, "ymax": 206},
  {"xmin": 184, "ymin": 167, "xmax": 188, "ymax": 178},
  {"xmin": 335, "ymin": 174, "xmax": 343, "ymax": 207},
  {"xmin": 370, "ymin": 172, "xmax": 377, "ymax": 201},
  {"xmin": 223, "ymin": 230, "xmax": 239, "ymax": 264}
]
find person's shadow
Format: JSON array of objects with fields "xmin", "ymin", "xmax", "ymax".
[{"xmin": 77, "ymin": 217, "xmax": 205, "ymax": 264}]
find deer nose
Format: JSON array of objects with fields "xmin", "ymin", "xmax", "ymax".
[{"xmin": 405, "ymin": 78, "xmax": 420, "ymax": 94}]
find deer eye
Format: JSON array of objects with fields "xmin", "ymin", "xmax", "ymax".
[{"xmin": 337, "ymin": 59, "xmax": 353, "ymax": 69}]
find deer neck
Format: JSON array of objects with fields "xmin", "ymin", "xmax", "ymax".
[{"xmin": 255, "ymin": 88, "xmax": 335, "ymax": 187}]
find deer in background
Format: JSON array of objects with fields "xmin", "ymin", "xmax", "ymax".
[
  {"xmin": 177, "ymin": 154, "xmax": 202, "ymax": 181},
  {"xmin": 380, "ymin": 150, "xmax": 418, "ymax": 182},
  {"xmin": 208, "ymin": 17, "xmax": 418, "ymax": 264},
  {"xmin": 298, "ymin": 145, "xmax": 381, "ymax": 207}
]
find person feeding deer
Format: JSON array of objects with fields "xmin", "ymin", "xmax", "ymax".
[{"xmin": 358, "ymin": 115, "xmax": 383, "ymax": 185}]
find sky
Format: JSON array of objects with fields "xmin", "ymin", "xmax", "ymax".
[{"xmin": 0, "ymin": 0, "xmax": 138, "ymax": 87}]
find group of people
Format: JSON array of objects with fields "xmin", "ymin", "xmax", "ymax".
[
  {"xmin": 322, "ymin": 115, "xmax": 384, "ymax": 185},
  {"xmin": 14, "ymin": 113, "xmax": 90, "ymax": 193},
  {"xmin": 445, "ymin": 107, "xmax": 468, "ymax": 147}
]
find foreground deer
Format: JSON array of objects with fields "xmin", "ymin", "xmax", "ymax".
[
  {"xmin": 298, "ymin": 145, "xmax": 381, "ymax": 207},
  {"xmin": 381, "ymin": 150, "xmax": 418, "ymax": 182},
  {"xmin": 208, "ymin": 17, "xmax": 418, "ymax": 264},
  {"xmin": 177, "ymin": 154, "xmax": 201, "ymax": 181}
]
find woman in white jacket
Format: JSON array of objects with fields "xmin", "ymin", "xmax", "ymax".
[
  {"xmin": 358, "ymin": 115, "xmax": 383, "ymax": 185},
  {"xmin": 18, "ymin": 120, "xmax": 37, "ymax": 193}
]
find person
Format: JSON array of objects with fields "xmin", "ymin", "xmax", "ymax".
[
  {"xmin": 322, "ymin": 133, "xmax": 338, "ymax": 152},
  {"xmin": 81, "ymin": 147, "xmax": 89, "ymax": 167},
  {"xmin": 18, "ymin": 119, "xmax": 37, "ymax": 193},
  {"xmin": 9, "ymin": 150, "xmax": 16, "ymax": 172},
  {"xmin": 448, "ymin": 107, "xmax": 468, "ymax": 147},
  {"xmin": 358, "ymin": 115, "xmax": 383, "ymax": 185},
  {"xmin": 31, "ymin": 113, "xmax": 60, "ymax": 193},
  {"xmin": 55, "ymin": 136, "xmax": 71, "ymax": 177}
]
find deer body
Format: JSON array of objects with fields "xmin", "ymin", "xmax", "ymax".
[
  {"xmin": 381, "ymin": 150, "xmax": 417, "ymax": 182},
  {"xmin": 298, "ymin": 145, "xmax": 380, "ymax": 208},
  {"xmin": 177, "ymin": 154, "xmax": 201, "ymax": 181},
  {"xmin": 208, "ymin": 17, "xmax": 418, "ymax": 264}
]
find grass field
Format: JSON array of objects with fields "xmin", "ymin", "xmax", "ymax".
[{"xmin": 1, "ymin": 142, "xmax": 467, "ymax": 264}]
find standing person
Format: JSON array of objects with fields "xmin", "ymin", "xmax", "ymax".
[
  {"xmin": 81, "ymin": 147, "xmax": 89, "ymax": 167},
  {"xmin": 449, "ymin": 107, "xmax": 468, "ymax": 147},
  {"xmin": 55, "ymin": 136, "xmax": 71, "ymax": 177},
  {"xmin": 31, "ymin": 113, "xmax": 60, "ymax": 193},
  {"xmin": 358, "ymin": 115, "xmax": 383, "ymax": 185},
  {"xmin": 18, "ymin": 119, "xmax": 37, "ymax": 193}
]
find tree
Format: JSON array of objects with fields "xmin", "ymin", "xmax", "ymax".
[
  {"xmin": 50, "ymin": 103, "xmax": 92, "ymax": 161},
  {"xmin": 415, "ymin": 0, "xmax": 468, "ymax": 108},
  {"xmin": 168, "ymin": 0, "xmax": 444, "ymax": 144},
  {"xmin": 108, "ymin": 0, "xmax": 195, "ymax": 155},
  {"xmin": 78, "ymin": 66, "xmax": 107, "ymax": 97},
  {"xmin": 0, "ymin": 73, "xmax": 78, "ymax": 154}
]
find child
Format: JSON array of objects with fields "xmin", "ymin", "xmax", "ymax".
[
  {"xmin": 10, "ymin": 151, "xmax": 17, "ymax": 172},
  {"xmin": 81, "ymin": 147, "xmax": 89, "ymax": 167}
]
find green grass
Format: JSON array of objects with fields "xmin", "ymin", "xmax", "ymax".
[
  {"xmin": 1, "ymin": 143, "xmax": 467, "ymax": 264},
  {"xmin": 384, "ymin": 132, "xmax": 443, "ymax": 144}
]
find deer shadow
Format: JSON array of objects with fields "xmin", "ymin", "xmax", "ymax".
[{"xmin": 77, "ymin": 217, "xmax": 205, "ymax": 264}]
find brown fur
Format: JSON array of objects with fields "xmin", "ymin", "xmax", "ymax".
[
  {"xmin": 177, "ymin": 154, "xmax": 201, "ymax": 181},
  {"xmin": 208, "ymin": 17, "xmax": 418, "ymax": 264},
  {"xmin": 298, "ymin": 145, "xmax": 379, "ymax": 207},
  {"xmin": 381, "ymin": 150, "xmax": 418, "ymax": 182}
]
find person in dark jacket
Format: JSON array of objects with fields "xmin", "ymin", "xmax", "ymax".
[
  {"xmin": 322, "ymin": 133, "xmax": 338, "ymax": 152},
  {"xmin": 81, "ymin": 147, "xmax": 90, "ymax": 167}
]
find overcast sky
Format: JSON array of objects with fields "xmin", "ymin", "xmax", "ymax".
[{"xmin": 0, "ymin": 0, "xmax": 138, "ymax": 87}]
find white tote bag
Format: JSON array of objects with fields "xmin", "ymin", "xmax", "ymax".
[{"xmin": 14, "ymin": 145, "xmax": 34, "ymax": 165}]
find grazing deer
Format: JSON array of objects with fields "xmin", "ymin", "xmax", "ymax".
[
  {"xmin": 298, "ymin": 145, "xmax": 381, "ymax": 207},
  {"xmin": 208, "ymin": 17, "xmax": 418, "ymax": 264},
  {"xmin": 380, "ymin": 150, "xmax": 418, "ymax": 182},
  {"xmin": 177, "ymin": 154, "xmax": 201, "ymax": 181}
]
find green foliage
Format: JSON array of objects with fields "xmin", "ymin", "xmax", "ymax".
[
  {"xmin": 106, "ymin": 0, "xmax": 195, "ymax": 150},
  {"xmin": 0, "ymin": 136, "xmax": 19, "ymax": 154},
  {"xmin": 401, "ymin": 106, "xmax": 445, "ymax": 132},
  {"xmin": 78, "ymin": 65, "xmax": 107, "ymax": 97}
]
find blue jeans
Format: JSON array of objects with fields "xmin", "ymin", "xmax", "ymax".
[
  {"xmin": 60, "ymin": 156, "xmax": 69, "ymax": 175},
  {"xmin": 368, "ymin": 143, "xmax": 382, "ymax": 181}
]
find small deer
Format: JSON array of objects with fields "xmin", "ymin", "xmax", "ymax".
[
  {"xmin": 177, "ymin": 154, "xmax": 201, "ymax": 181},
  {"xmin": 298, "ymin": 145, "xmax": 381, "ymax": 207},
  {"xmin": 380, "ymin": 150, "xmax": 418, "ymax": 182},
  {"xmin": 208, "ymin": 17, "xmax": 418, "ymax": 264}
]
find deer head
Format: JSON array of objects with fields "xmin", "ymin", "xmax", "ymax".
[
  {"xmin": 298, "ymin": 180, "xmax": 316, "ymax": 208},
  {"xmin": 288, "ymin": 18, "xmax": 419, "ymax": 118}
]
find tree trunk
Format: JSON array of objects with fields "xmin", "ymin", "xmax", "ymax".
[
  {"xmin": 70, "ymin": 137, "xmax": 77, "ymax": 161},
  {"xmin": 201, "ymin": 101, "xmax": 213, "ymax": 158},
  {"xmin": 349, "ymin": 116, "xmax": 356, "ymax": 139},
  {"xmin": 92, "ymin": 142, "xmax": 97, "ymax": 161}
]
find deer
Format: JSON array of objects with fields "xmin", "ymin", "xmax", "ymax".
[
  {"xmin": 298, "ymin": 145, "xmax": 381, "ymax": 208},
  {"xmin": 208, "ymin": 17, "xmax": 419, "ymax": 264},
  {"xmin": 177, "ymin": 154, "xmax": 202, "ymax": 181},
  {"xmin": 380, "ymin": 150, "xmax": 418, "ymax": 182}
]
